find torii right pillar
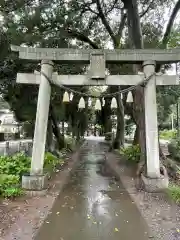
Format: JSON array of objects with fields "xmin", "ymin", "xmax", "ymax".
[{"xmin": 142, "ymin": 60, "xmax": 169, "ymax": 192}]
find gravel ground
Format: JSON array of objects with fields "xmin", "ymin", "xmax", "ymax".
[{"xmin": 106, "ymin": 152, "xmax": 180, "ymax": 240}]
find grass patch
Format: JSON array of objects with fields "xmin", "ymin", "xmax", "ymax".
[
  {"xmin": 159, "ymin": 130, "xmax": 177, "ymax": 140},
  {"xmin": 167, "ymin": 184, "xmax": 180, "ymax": 203}
]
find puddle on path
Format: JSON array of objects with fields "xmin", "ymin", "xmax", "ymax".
[{"xmin": 35, "ymin": 141, "xmax": 151, "ymax": 240}]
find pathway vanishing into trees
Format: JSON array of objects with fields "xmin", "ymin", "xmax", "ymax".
[{"xmin": 35, "ymin": 140, "xmax": 150, "ymax": 240}]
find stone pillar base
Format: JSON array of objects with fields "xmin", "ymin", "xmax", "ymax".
[
  {"xmin": 22, "ymin": 174, "xmax": 48, "ymax": 196},
  {"xmin": 141, "ymin": 174, "xmax": 169, "ymax": 193}
]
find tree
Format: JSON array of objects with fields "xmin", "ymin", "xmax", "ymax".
[{"xmin": 0, "ymin": 0, "xmax": 89, "ymax": 149}]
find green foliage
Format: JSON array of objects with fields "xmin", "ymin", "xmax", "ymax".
[
  {"xmin": 64, "ymin": 136, "xmax": 77, "ymax": 151},
  {"xmin": 0, "ymin": 174, "xmax": 20, "ymax": 188},
  {"xmin": 159, "ymin": 130, "xmax": 177, "ymax": 140},
  {"xmin": 167, "ymin": 184, "xmax": 180, "ymax": 203},
  {"xmin": 0, "ymin": 174, "xmax": 21, "ymax": 197},
  {"xmin": 0, "ymin": 153, "xmax": 31, "ymax": 176},
  {"xmin": 120, "ymin": 145, "xmax": 141, "ymax": 163},
  {"xmin": 44, "ymin": 152, "xmax": 64, "ymax": 171},
  {"xmin": 0, "ymin": 151, "xmax": 65, "ymax": 197},
  {"xmin": 157, "ymin": 86, "xmax": 180, "ymax": 126},
  {"xmin": 168, "ymin": 28, "xmax": 180, "ymax": 48},
  {"xmin": 168, "ymin": 138, "xmax": 180, "ymax": 162},
  {"xmin": 125, "ymin": 119, "xmax": 135, "ymax": 136},
  {"xmin": 2, "ymin": 187, "xmax": 24, "ymax": 198}
]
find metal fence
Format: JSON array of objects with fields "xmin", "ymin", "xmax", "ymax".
[{"xmin": 0, "ymin": 139, "xmax": 33, "ymax": 157}]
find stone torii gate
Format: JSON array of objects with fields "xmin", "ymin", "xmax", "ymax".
[{"xmin": 11, "ymin": 45, "xmax": 179, "ymax": 192}]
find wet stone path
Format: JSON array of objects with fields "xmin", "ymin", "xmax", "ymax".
[{"xmin": 35, "ymin": 140, "xmax": 150, "ymax": 240}]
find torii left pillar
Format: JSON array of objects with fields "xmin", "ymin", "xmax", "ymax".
[{"xmin": 22, "ymin": 60, "xmax": 53, "ymax": 192}]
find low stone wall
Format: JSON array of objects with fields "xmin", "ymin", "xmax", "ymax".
[{"xmin": 0, "ymin": 140, "xmax": 33, "ymax": 156}]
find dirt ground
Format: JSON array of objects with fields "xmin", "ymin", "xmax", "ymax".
[{"xmin": 0, "ymin": 150, "xmax": 80, "ymax": 240}]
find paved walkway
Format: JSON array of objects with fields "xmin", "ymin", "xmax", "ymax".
[{"xmin": 35, "ymin": 140, "xmax": 150, "ymax": 240}]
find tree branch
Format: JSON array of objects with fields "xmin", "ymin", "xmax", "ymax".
[
  {"xmin": 156, "ymin": 0, "xmax": 180, "ymax": 72},
  {"xmin": 65, "ymin": 28, "xmax": 99, "ymax": 49},
  {"xmin": 117, "ymin": 11, "xmax": 127, "ymax": 44},
  {"xmin": 96, "ymin": 0, "xmax": 117, "ymax": 47},
  {"xmin": 84, "ymin": 1, "xmax": 99, "ymax": 15},
  {"xmin": 106, "ymin": 0, "xmax": 119, "ymax": 15},
  {"xmin": 125, "ymin": 0, "xmax": 143, "ymax": 49},
  {"xmin": 139, "ymin": 0, "xmax": 154, "ymax": 18},
  {"xmin": 162, "ymin": 0, "xmax": 180, "ymax": 47}
]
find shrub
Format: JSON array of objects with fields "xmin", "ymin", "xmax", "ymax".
[
  {"xmin": 0, "ymin": 174, "xmax": 21, "ymax": 197},
  {"xmin": 159, "ymin": 130, "xmax": 177, "ymax": 140},
  {"xmin": 0, "ymin": 153, "xmax": 31, "ymax": 176},
  {"xmin": 167, "ymin": 184, "xmax": 180, "ymax": 203},
  {"xmin": 2, "ymin": 187, "xmax": 24, "ymax": 198},
  {"xmin": 0, "ymin": 151, "xmax": 65, "ymax": 198},
  {"xmin": 120, "ymin": 144, "xmax": 141, "ymax": 163},
  {"xmin": 168, "ymin": 138, "xmax": 180, "ymax": 162},
  {"xmin": 65, "ymin": 136, "xmax": 76, "ymax": 151},
  {"xmin": 44, "ymin": 152, "xmax": 64, "ymax": 171}
]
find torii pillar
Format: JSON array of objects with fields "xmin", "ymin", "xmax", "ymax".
[
  {"xmin": 22, "ymin": 60, "xmax": 53, "ymax": 192},
  {"xmin": 143, "ymin": 61, "xmax": 160, "ymax": 178},
  {"xmin": 141, "ymin": 60, "xmax": 169, "ymax": 192},
  {"xmin": 31, "ymin": 60, "xmax": 53, "ymax": 175}
]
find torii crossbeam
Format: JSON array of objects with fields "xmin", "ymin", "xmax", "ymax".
[{"xmin": 17, "ymin": 72, "xmax": 179, "ymax": 86}]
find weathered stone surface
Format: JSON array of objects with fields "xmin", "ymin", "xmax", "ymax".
[
  {"xmin": 143, "ymin": 61, "xmax": 160, "ymax": 178},
  {"xmin": 89, "ymin": 53, "xmax": 106, "ymax": 79},
  {"xmin": 22, "ymin": 174, "xmax": 48, "ymax": 191},
  {"xmin": 141, "ymin": 174, "xmax": 169, "ymax": 193},
  {"xmin": 16, "ymin": 73, "xmax": 179, "ymax": 86},
  {"xmin": 11, "ymin": 45, "xmax": 180, "ymax": 63},
  {"xmin": 30, "ymin": 60, "xmax": 53, "ymax": 175}
]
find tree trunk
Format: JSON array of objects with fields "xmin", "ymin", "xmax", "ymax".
[
  {"xmin": 104, "ymin": 98, "xmax": 112, "ymax": 140},
  {"xmin": 113, "ymin": 90, "xmax": 125, "ymax": 149},
  {"xmin": 46, "ymin": 117, "xmax": 54, "ymax": 152},
  {"xmin": 70, "ymin": 94, "xmax": 81, "ymax": 139},
  {"xmin": 62, "ymin": 121, "xmax": 65, "ymax": 136},
  {"xmin": 126, "ymin": 0, "xmax": 169, "ymax": 176},
  {"xmin": 132, "ymin": 87, "xmax": 146, "ymax": 162},
  {"xmin": 133, "ymin": 126, "xmax": 138, "ymax": 145},
  {"xmin": 49, "ymin": 104, "xmax": 65, "ymax": 150},
  {"xmin": 126, "ymin": 0, "xmax": 146, "ymax": 162}
]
